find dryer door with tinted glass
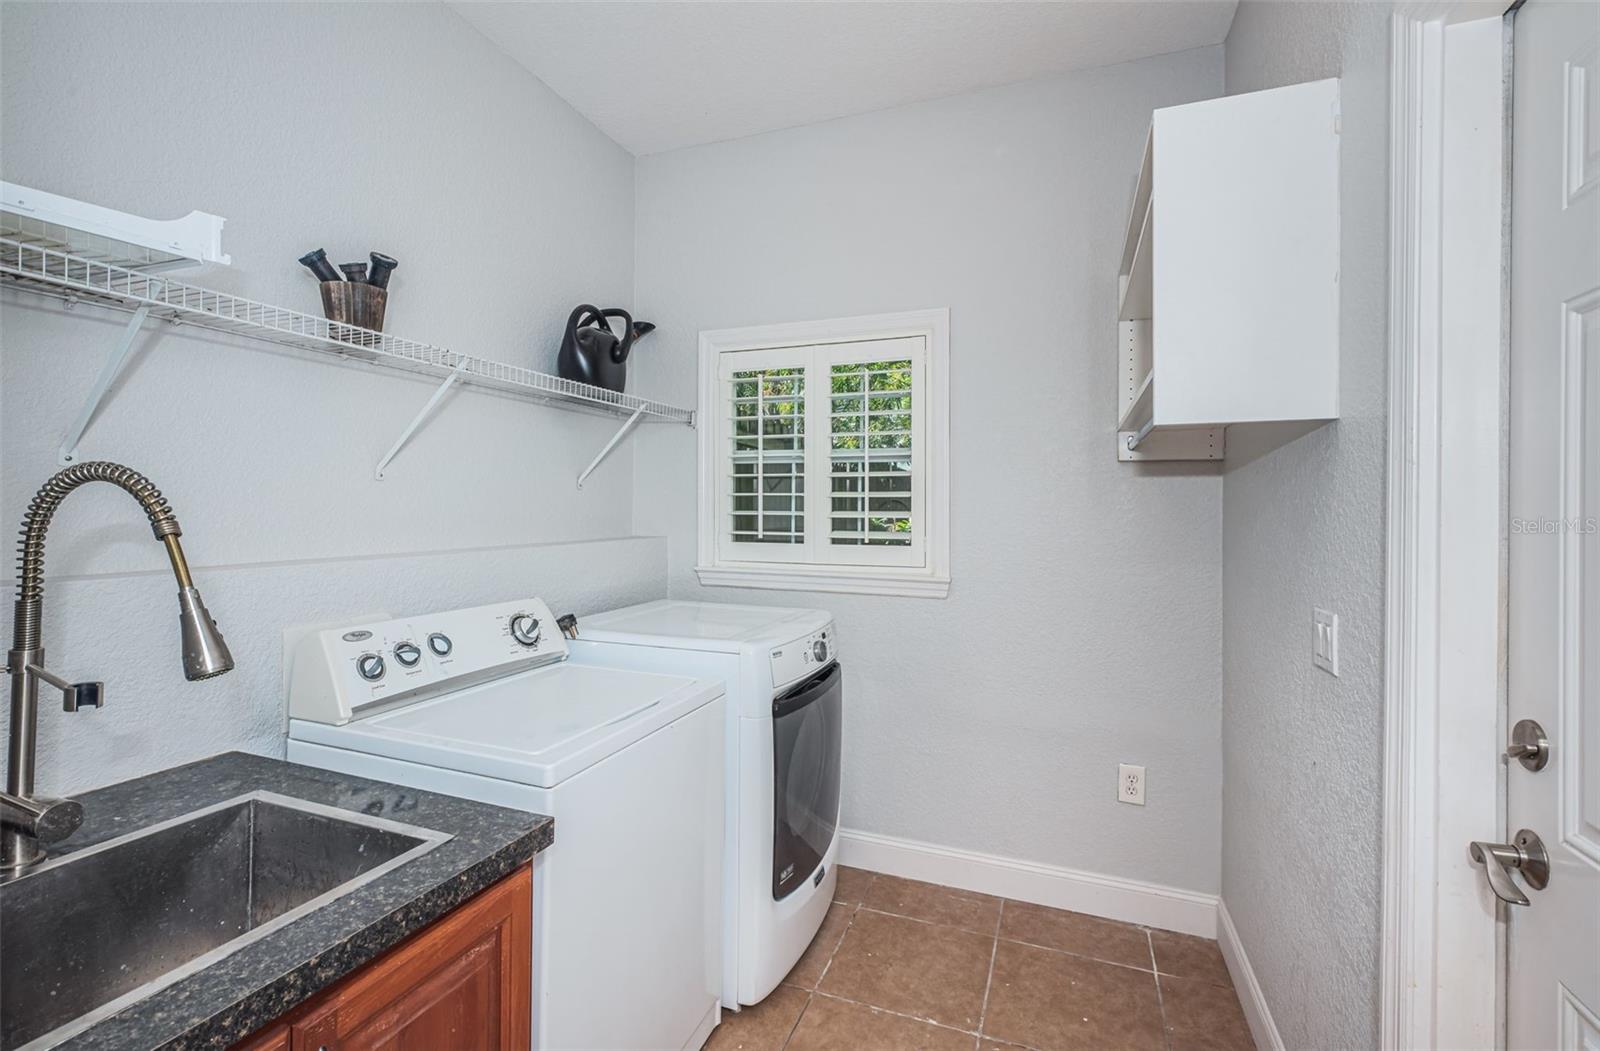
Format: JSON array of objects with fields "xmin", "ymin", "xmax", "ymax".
[{"xmin": 771, "ymin": 663, "xmax": 842, "ymax": 899}]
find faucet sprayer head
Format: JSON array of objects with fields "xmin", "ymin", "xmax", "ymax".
[
  {"xmin": 178, "ymin": 587, "xmax": 234, "ymax": 681},
  {"xmin": 157, "ymin": 530, "xmax": 233, "ymax": 681}
]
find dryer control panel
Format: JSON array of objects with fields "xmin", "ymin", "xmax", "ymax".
[
  {"xmin": 769, "ymin": 621, "xmax": 837, "ymax": 691},
  {"xmin": 288, "ymin": 598, "xmax": 567, "ymax": 724}
]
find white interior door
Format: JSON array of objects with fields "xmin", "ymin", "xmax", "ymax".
[{"xmin": 1507, "ymin": 1, "xmax": 1600, "ymax": 1046}]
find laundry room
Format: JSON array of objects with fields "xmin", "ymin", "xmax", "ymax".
[{"xmin": 3, "ymin": 2, "xmax": 1590, "ymax": 1050}]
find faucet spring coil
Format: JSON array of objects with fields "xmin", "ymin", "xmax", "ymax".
[{"xmin": 13, "ymin": 462, "xmax": 181, "ymax": 651}]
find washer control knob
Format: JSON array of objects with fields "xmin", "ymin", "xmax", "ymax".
[
  {"xmin": 394, "ymin": 641, "xmax": 422, "ymax": 668},
  {"xmin": 427, "ymin": 633, "xmax": 452, "ymax": 657},
  {"xmin": 813, "ymin": 639, "xmax": 828, "ymax": 662},
  {"xmin": 509, "ymin": 613, "xmax": 541, "ymax": 647},
  {"xmin": 356, "ymin": 652, "xmax": 386, "ymax": 682}
]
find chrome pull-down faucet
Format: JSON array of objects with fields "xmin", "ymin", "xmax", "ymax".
[{"xmin": 2, "ymin": 462, "xmax": 234, "ymax": 875}]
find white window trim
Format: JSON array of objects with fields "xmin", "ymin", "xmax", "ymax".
[{"xmin": 696, "ymin": 308, "xmax": 951, "ymax": 599}]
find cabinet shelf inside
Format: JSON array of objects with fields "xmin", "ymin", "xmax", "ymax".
[
  {"xmin": 1118, "ymin": 200, "xmax": 1152, "ymax": 323},
  {"xmin": 1117, "ymin": 370, "xmax": 1154, "ymax": 433},
  {"xmin": 1117, "ymin": 130, "xmax": 1153, "ymax": 278}
]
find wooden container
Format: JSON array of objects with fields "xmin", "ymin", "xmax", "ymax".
[{"xmin": 319, "ymin": 280, "xmax": 387, "ymax": 345}]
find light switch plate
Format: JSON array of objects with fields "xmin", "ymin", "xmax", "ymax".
[{"xmin": 1313, "ymin": 608, "xmax": 1339, "ymax": 676}]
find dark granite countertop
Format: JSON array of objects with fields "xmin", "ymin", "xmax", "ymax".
[{"xmin": 13, "ymin": 750, "xmax": 553, "ymax": 1051}]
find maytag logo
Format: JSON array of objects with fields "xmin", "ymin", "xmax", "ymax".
[
  {"xmin": 780, "ymin": 863, "xmax": 794, "ymax": 883},
  {"xmin": 342, "ymin": 630, "xmax": 373, "ymax": 642}
]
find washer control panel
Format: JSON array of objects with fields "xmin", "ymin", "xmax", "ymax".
[
  {"xmin": 769, "ymin": 622, "xmax": 837, "ymax": 691},
  {"xmin": 288, "ymin": 598, "xmax": 567, "ymax": 724}
]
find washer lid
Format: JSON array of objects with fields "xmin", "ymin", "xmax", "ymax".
[
  {"xmin": 580, "ymin": 600, "xmax": 830, "ymax": 651},
  {"xmin": 287, "ymin": 662, "xmax": 720, "ymax": 788}
]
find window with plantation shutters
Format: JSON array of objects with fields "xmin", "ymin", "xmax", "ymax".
[{"xmin": 700, "ymin": 312, "xmax": 947, "ymax": 596}]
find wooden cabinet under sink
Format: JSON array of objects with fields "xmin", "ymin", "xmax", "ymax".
[{"xmin": 233, "ymin": 864, "xmax": 531, "ymax": 1051}]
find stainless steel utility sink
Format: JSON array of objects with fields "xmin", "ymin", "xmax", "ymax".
[{"xmin": 0, "ymin": 791, "xmax": 450, "ymax": 1051}]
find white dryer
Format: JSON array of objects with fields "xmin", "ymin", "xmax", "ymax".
[
  {"xmin": 566, "ymin": 600, "xmax": 841, "ymax": 1009},
  {"xmin": 285, "ymin": 598, "xmax": 724, "ymax": 1051}
]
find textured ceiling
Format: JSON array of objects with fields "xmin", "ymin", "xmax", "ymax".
[{"xmin": 452, "ymin": 2, "xmax": 1239, "ymax": 155}]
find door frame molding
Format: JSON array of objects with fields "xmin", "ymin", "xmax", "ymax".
[{"xmin": 1382, "ymin": 4, "xmax": 1513, "ymax": 1048}]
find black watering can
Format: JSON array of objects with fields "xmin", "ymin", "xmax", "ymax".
[{"xmin": 557, "ymin": 305, "xmax": 655, "ymax": 393}]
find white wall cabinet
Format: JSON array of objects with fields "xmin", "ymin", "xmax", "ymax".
[{"xmin": 1117, "ymin": 78, "xmax": 1341, "ymax": 461}]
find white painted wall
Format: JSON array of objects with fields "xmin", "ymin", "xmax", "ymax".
[
  {"xmin": 632, "ymin": 49, "xmax": 1229, "ymax": 892},
  {"xmin": 1219, "ymin": 3, "xmax": 1392, "ymax": 1047},
  {"xmin": 0, "ymin": 3, "xmax": 665, "ymax": 794}
]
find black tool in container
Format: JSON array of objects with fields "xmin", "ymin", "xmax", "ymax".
[
  {"xmin": 297, "ymin": 248, "xmax": 341, "ymax": 282},
  {"xmin": 368, "ymin": 252, "xmax": 398, "ymax": 290}
]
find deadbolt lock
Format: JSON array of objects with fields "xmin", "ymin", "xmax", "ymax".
[{"xmin": 1505, "ymin": 718, "xmax": 1550, "ymax": 772}]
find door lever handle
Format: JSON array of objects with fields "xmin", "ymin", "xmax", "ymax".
[{"xmin": 1469, "ymin": 829, "xmax": 1550, "ymax": 906}]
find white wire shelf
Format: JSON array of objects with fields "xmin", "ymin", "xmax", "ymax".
[{"xmin": 0, "ymin": 239, "xmax": 694, "ymax": 426}]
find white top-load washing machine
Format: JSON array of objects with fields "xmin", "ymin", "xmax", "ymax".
[
  {"xmin": 566, "ymin": 600, "xmax": 840, "ymax": 1009},
  {"xmin": 284, "ymin": 598, "xmax": 725, "ymax": 1051}
]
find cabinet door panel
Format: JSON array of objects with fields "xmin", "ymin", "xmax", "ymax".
[
  {"xmin": 341, "ymin": 930, "xmax": 502, "ymax": 1051},
  {"xmin": 286, "ymin": 866, "xmax": 531, "ymax": 1051}
]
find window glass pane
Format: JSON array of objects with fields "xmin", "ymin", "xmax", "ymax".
[
  {"xmin": 729, "ymin": 366, "xmax": 805, "ymax": 545},
  {"xmin": 828, "ymin": 360, "xmax": 912, "ymax": 546}
]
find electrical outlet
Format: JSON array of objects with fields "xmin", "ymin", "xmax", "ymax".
[
  {"xmin": 1313, "ymin": 608, "xmax": 1339, "ymax": 676},
  {"xmin": 1118, "ymin": 764, "xmax": 1145, "ymax": 806}
]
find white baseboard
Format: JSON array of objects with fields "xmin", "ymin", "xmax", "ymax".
[
  {"xmin": 1217, "ymin": 899, "xmax": 1284, "ymax": 1051},
  {"xmin": 836, "ymin": 827, "xmax": 1219, "ymax": 938}
]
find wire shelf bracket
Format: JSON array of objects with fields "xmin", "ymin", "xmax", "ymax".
[
  {"xmin": 576, "ymin": 406, "xmax": 647, "ymax": 489},
  {"xmin": 375, "ymin": 355, "xmax": 472, "ymax": 480},
  {"xmin": 58, "ymin": 304, "xmax": 151, "ymax": 465}
]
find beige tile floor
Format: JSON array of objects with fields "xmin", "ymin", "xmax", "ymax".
[{"xmin": 704, "ymin": 866, "xmax": 1254, "ymax": 1051}]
